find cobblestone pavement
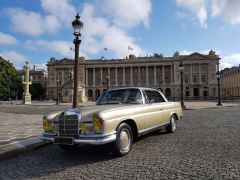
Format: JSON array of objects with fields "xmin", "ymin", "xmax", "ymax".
[
  {"xmin": 0, "ymin": 106, "xmax": 239, "ymax": 179},
  {"xmin": 0, "ymin": 113, "xmax": 42, "ymax": 145}
]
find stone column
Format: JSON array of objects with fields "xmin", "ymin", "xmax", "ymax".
[
  {"xmin": 130, "ymin": 66, "xmax": 133, "ymax": 85},
  {"xmin": 100, "ymin": 68, "xmax": 103, "ymax": 86},
  {"xmin": 154, "ymin": 66, "xmax": 157, "ymax": 85},
  {"xmin": 190, "ymin": 64, "xmax": 193, "ymax": 84},
  {"xmin": 138, "ymin": 66, "xmax": 141, "ymax": 85},
  {"xmin": 199, "ymin": 64, "xmax": 201, "ymax": 84},
  {"xmin": 123, "ymin": 67, "xmax": 126, "ymax": 85},
  {"xmin": 108, "ymin": 68, "xmax": 110, "ymax": 86},
  {"xmin": 86, "ymin": 69, "xmax": 88, "ymax": 86},
  {"xmin": 162, "ymin": 66, "xmax": 165, "ymax": 84},
  {"xmin": 22, "ymin": 61, "xmax": 32, "ymax": 104},
  {"xmin": 93, "ymin": 68, "xmax": 95, "ymax": 86},
  {"xmin": 115, "ymin": 67, "xmax": 118, "ymax": 86},
  {"xmin": 146, "ymin": 66, "xmax": 149, "ymax": 86},
  {"xmin": 61, "ymin": 69, "xmax": 64, "ymax": 85}
]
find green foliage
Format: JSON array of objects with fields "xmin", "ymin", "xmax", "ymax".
[
  {"xmin": 0, "ymin": 56, "xmax": 22, "ymax": 100},
  {"xmin": 30, "ymin": 83, "xmax": 45, "ymax": 100}
]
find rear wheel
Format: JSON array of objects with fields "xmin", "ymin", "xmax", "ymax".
[
  {"xmin": 58, "ymin": 144, "xmax": 79, "ymax": 151},
  {"xmin": 112, "ymin": 123, "xmax": 133, "ymax": 157},
  {"xmin": 166, "ymin": 115, "xmax": 177, "ymax": 133}
]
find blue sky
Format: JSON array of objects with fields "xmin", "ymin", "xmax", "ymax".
[{"xmin": 0, "ymin": 0, "xmax": 240, "ymax": 70}]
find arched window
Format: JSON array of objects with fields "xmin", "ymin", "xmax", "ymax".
[
  {"xmin": 88, "ymin": 89, "xmax": 93, "ymax": 101},
  {"xmin": 95, "ymin": 89, "xmax": 101, "ymax": 101}
]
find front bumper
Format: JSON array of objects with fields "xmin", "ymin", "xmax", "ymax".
[{"xmin": 42, "ymin": 132, "xmax": 116, "ymax": 145}]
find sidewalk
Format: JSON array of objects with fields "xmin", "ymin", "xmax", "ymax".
[{"xmin": 0, "ymin": 100, "xmax": 239, "ymax": 161}]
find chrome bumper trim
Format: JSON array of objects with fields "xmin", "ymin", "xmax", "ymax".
[{"xmin": 42, "ymin": 132, "xmax": 116, "ymax": 145}]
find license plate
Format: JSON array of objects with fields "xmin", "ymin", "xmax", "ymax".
[{"xmin": 54, "ymin": 137, "xmax": 74, "ymax": 145}]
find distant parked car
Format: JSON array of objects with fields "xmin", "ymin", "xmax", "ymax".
[{"xmin": 42, "ymin": 87, "xmax": 183, "ymax": 156}]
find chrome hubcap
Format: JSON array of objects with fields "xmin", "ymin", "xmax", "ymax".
[
  {"xmin": 119, "ymin": 129, "xmax": 130, "ymax": 151},
  {"xmin": 171, "ymin": 117, "xmax": 176, "ymax": 131}
]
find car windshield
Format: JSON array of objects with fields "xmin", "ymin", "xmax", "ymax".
[{"xmin": 97, "ymin": 89, "xmax": 143, "ymax": 105}]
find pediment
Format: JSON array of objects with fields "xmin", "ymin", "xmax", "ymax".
[
  {"xmin": 58, "ymin": 58, "xmax": 74, "ymax": 64},
  {"xmin": 184, "ymin": 52, "xmax": 208, "ymax": 61}
]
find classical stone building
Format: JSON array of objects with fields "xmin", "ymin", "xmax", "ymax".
[
  {"xmin": 46, "ymin": 50, "xmax": 220, "ymax": 102},
  {"xmin": 220, "ymin": 65, "xmax": 240, "ymax": 97}
]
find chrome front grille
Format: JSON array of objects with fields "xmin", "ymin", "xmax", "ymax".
[{"xmin": 59, "ymin": 113, "xmax": 79, "ymax": 138}]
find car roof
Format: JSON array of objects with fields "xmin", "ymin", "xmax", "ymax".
[{"xmin": 109, "ymin": 87, "xmax": 160, "ymax": 91}]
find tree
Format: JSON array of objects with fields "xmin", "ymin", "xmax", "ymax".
[
  {"xmin": 30, "ymin": 83, "xmax": 45, "ymax": 100},
  {"xmin": 0, "ymin": 56, "xmax": 23, "ymax": 100}
]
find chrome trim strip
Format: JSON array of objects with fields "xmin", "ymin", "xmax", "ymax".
[
  {"xmin": 79, "ymin": 131, "xmax": 116, "ymax": 138},
  {"xmin": 42, "ymin": 132, "xmax": 116, "ymax": 145},
  {"xmin": 138, "ymin": 122, "xmax": 169, "ymax": 135}
]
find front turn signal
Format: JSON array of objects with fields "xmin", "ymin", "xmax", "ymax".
[
  {"xmin": 43, "ymin": 116, "xmax": 53, "ymax": 132},
  {"xmin": 93, "ymin": 114, "xmax": 103, "ymax": 134}
]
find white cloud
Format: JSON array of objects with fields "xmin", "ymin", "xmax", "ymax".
[
  {"xmin": 211, "ymin": 0, "xmax": 240, "ymax": 25},
  {"xmin": 0, "ymin": 32, "xmax": 17, "ymax": 45},
  {"xmin": 221, "ymin": 53, "xmax": 240, "ymax": 70},
  {"xmin": 101, "ymin": 0, "xmax": 151, "ymax": 28},
  {"xmin": 41, "ymin": 0, "xmax": 76, "ymax": 25},
  {"xmin": 0, "ymin": 50, "xmax": 28, "ymax": 68},
  {"xmin": 176, "ymin": 0, "xmax": 240, "ymax": 27},
  {"xmin": 81, "ymin": 3, "xmax": 145, "ymax": 59},
  {"xmin": 7, "ymin": 8, "xmax": 60, "ymax": 36},
  {"xmin": 25, "ymin": 40, "xmax": 74, "ymax": 58},
  {"xmin": 176, "ymin": 0, "xmax": 208, "ymax": 28},
  {"xmin": 179, "ymin": 49, "xmax": 192, "ymax": 55}
]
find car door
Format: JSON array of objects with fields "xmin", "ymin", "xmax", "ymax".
[{"xmin": 143, "ymin": 90, "xmax": 166, "ymax": 129}]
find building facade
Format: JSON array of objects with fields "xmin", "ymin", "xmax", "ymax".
[
  {"xmin": 46, "ymin": 50, "xmax": 220, "ymax": 102},
  {"xmin": 220, "ymin": 65, "xmax": 240, "ymax": 97}
]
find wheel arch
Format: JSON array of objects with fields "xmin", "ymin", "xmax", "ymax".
[
  {"xmin": 170, "ymin": 112, "xmax": 179, "ymax": 120},
  {"xmin": 116, "ymin": 119, "xmax": 138, "ymax": 140}
]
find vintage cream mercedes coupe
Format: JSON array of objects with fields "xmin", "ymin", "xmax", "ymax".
[{"xmin": 42, "ymin": 87, "xmax": 183, "ymax": 156}]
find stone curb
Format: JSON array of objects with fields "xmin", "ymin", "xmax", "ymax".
[
  {"xmin": 0, "ymin": 136, "xmax": 51, "ymax": 161},
  {"xmin": 185, "ymin": 104, "xmax": 239, "ymax": 110}
]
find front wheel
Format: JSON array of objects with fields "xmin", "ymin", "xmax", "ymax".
[
  {"xmin": 166, "ymin": 115, "xmax": 177, "ymax": 133},
  {"xmin": 112, "ymin": 123, "xmax": 133, "ymax": 157}
]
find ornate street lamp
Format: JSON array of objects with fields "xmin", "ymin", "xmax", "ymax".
[
  {"xmin": 106, "ymin": 74, "xmax": 110, "ymax": 90},
  {"xmin": 179, "ymin": 61, "xmax": 186, "ymax": 109},
  {"xmin": 72, "ymin": 13, "xmax": 83, "ymax": 108},
  {"xmin": 22, "ymin": 61, "xmax": 32, "ymax": 104},
  {"xmin": 216, "ymin": 71, "xmax": 222, "ymax": 106}
]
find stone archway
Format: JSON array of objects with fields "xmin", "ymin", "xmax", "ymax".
[
  {"xmin": 87, "ymin": 89, "xmax": 93, "ymax": 101},
  {"xmin": 95, "ymin": 89, "xmax": 100, "ymax": 101}
]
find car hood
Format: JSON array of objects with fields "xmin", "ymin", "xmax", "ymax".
[
  {"xmin": 79, "ymin": 104, "xmax": 138, "ymax": 122},
  {"xmin": 46, "ymin": 104, "xmax": 139, "ymax": 122}
]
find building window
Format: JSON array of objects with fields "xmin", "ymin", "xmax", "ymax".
[
  {"xmin": 149, "ymin": 76, "xmax": 154, "ymax": 84},
  {"xmin": 201, "ymin": 75, "xmax": 206, "ymax": 83},
  {"xmin": 184, "ymin": 64, "xmax": 189, "ymax": 71},
  {"xmin": 184, "ymin": 75, "xmax": 188, "ymax": 84},
  {"xmin": 193, "ymin": 64, "xmax": 198, "ymax": 71},
  {"xmin": 193, "ymin": 75, "xmax": 198, "ymax": 83}
]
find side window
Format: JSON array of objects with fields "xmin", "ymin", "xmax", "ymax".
[{"xmin": 144, "ymin": 90, "xmax": 165, "ymax": 103}]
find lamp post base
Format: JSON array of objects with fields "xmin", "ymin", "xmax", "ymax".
[
  {"xmin": 217, "ymin": 102, "xmax": 222, "ymax": 106},
  {"xmin": 181, "ymin": 104, "xmax": 186, "ymax": 110},
  {"xmin": 22, "ymin": 94, "xmax": 32, "ymax": 104}
]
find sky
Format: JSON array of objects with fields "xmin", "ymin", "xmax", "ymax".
[{"xmin": 0, "ymin": 0, "xmax": 240, "ymax": 70}]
